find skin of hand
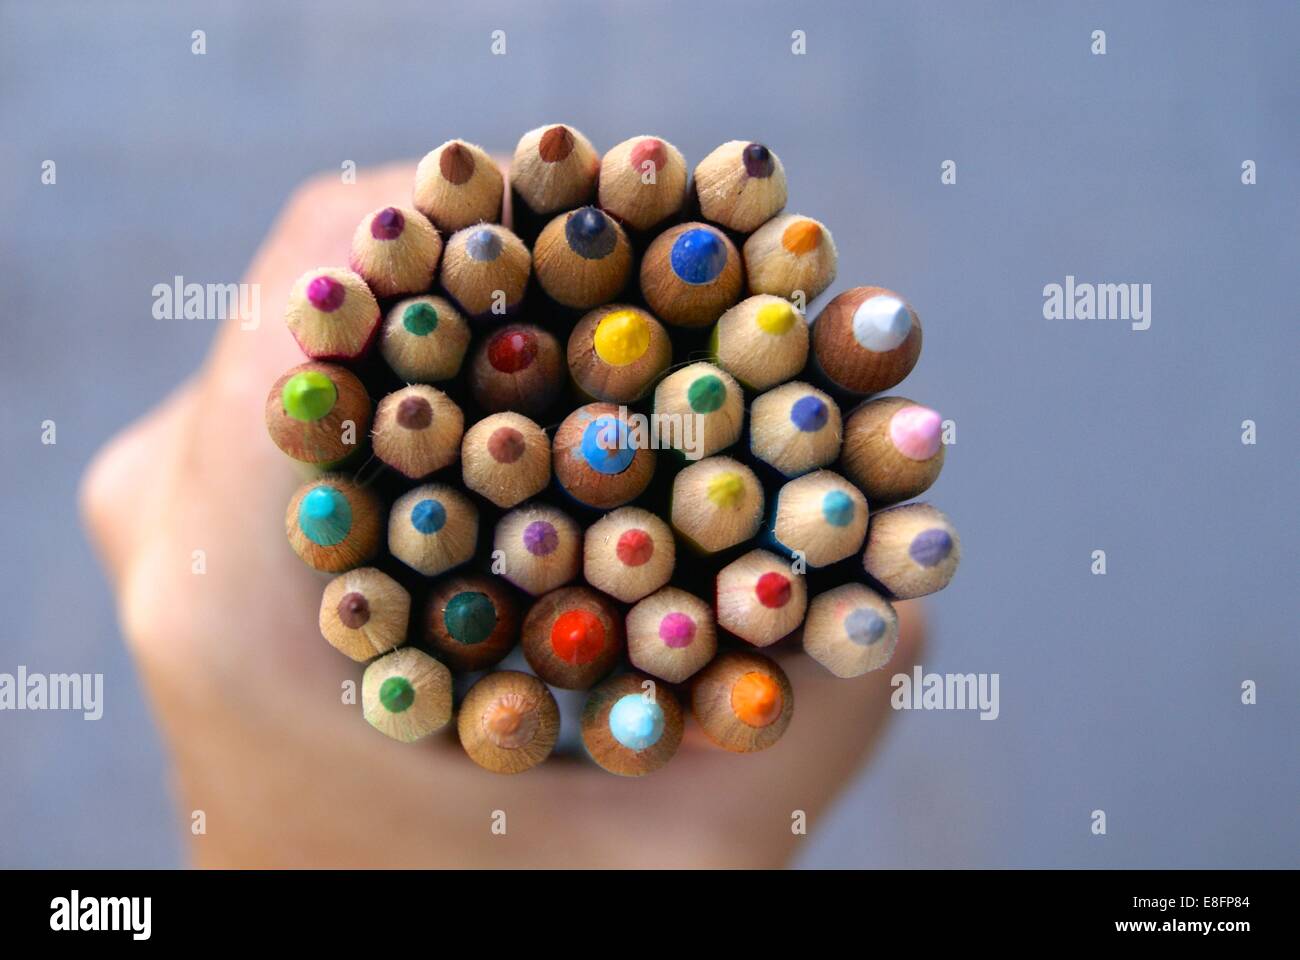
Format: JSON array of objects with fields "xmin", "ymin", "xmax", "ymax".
[{"xmin": 80, "ymin": 161, "xmax": 924, "ymax": 868}]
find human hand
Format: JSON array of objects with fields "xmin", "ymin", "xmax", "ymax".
[{"xmin": 80, "ymin": 161, "xmax": 924, "ymax": 868}]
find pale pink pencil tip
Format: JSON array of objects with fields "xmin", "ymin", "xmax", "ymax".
[{"xmin": 889, "ymin": 405, "xmax": 942, "ymax": 460}]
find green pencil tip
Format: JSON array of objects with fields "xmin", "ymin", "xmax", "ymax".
[
  {"xmin": 379, "ymin": 676, "xmax": 415, "ymax": 713},
  {"xmin": 283, "ymin": 370, "xmax": 337, "ymax": 422}
]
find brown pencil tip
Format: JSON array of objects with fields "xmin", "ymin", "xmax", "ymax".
[
  {"xmin": 439, "ymin": 142, "xmax": 475, "ymax": 185},
  {"xmin": 539, "ymin": 125, "xmax": 575, "ymax": 163},
  {"xmin": 395, "ymin": 396, "xmax": 433, "ymax": 430},
  {"xmin": 337, "ymin": 591, "xmax": 371, "ymax": 629}
]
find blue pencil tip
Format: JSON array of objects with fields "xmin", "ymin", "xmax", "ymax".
[
  {"xmin": 465, "ymin": 229, "xmax": 502, "ymax": 262},
  {"xmin": 669, "ymin": 228, "xmax": 726, "ymax": 285}
]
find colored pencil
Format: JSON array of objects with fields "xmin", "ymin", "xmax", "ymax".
[
  {"xmin": 467, "ymin": 323, "xmax": 563, "ymax": 417},
  {"xmin": 510, "ymin": 123, "xmax": 600, "ymax": 219},
  {"xmin": 802, "ymin": 583, "xmax": 899, "ymax": 678},
  {"xmin": 533, "ymin": 206, "xmax": 633, "ymax": 309},
  {"xmin": 460, "ymin": 411, "xmax": 551, "ymax": 508},
  {"xmin": 670, "ymin": 456, "xmax": 763, "ymax": 554},
  {"xmin": 379, "ymin": 295, "xmax": 471, "ymax": 384},
  {"xmin": 285, "ymin": 475, "xmax": 382, "ymax": 573},
  {"xmin": 580, "ymin": 673, "xmax": 685, "ymax": 777},
  {"xmin": 770, "ymin": 469, "xmax": 869, "ymax": 567},
  {"xmin": 439, "ymin": 223, "xmax": 531, "ymax": 320},
  {"xmin": 265, "ymin": 361, "xmax": 371, "ymax": 466},
  {"xmin": 597, "ymin": 135, "xmax": 688, "ymax": 233},
  {"xmin": 362, "ymin": 647, "xmax": 453, "ymax": 742},
  {"xmin": 319, "ymin": 567, "xmax": 411, "ymax": 662},
  {"xmin": 861, "ymin": 502, "xmax": 961, "ymax": 599},
  {"xmin": 413, "ymin": 139, "xmax": 504, "ymax": 233},
  {"xmin": 566, "ymin": 304, "xmax": 671, "ymax": 403},
  {"xmin": 742, "ymin": 214, "xmax": 837, "ymax": 302},
  {"xmin": 625, "ymin": 586, "xmax": 718, "ymax": 684},
  {"xmin": 388, "ymin": 483, "xmax": 479, "ymax": 577},
  {"xmin": 423, "ymin": 573, "xmax": 519, "ymax": 672},
  {"xmin": 640, "ymin": 222, "xmax": 743, "ymax": 328},
  {"xmin": 582, "ymin": 506, "xmax": 675, "ymax": 603},
  {"xmin": 710, "ymin": 294, "xmax": 809, "ymax": 390},
  {"xmin": 552, "ymin": 402, "xmax": 656, "ymax": 510},
  {"xmin": 371, "ymin": 384, "xmax": 464, "ymax": 480},
  {"xmin": 715, "ymin": 548, "xmax": 808, "ymax": 648},
  {"xmin": 457, "ymin": 671, "xmax": 559, "ymax": 774},
  {"xmin": 690, "ymin": 650, "xmax": 793, "ymax": 753},
  {"xmin": 493, "ymin": 503, "xmax": 582, "ymax": 596},
  {"xmin": 521, "ymin": 585, "xmax": 624, "ymax": 690},
  {"xmin": 693, "ymin": 140, "xmax": 788, "ymax": 234},
  {"xmin": 811, "ymin": 286, "xmax": 922, "ymax": 395},
  {"xmin": 349, "ymin": 205, "xmax": 443, "ymax": 298},
  {"xmin": 284, "ymin": 267, "xmax": 380, "ymax": 361},
  {"xmin": 748, "ymin": 381, "xmax": 842, "ymax": 478},
  {"xmin": 840, "ymin": 396, "xmax": 945, "ymax": 505},
  {"xmin": 652, "ymin": 361, "xmax": 744, "ymax": 459}
]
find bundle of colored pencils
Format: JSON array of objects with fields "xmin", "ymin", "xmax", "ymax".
[{"xmin": 267, "ymin": 127, "xmax": 962, "ymax": 776}]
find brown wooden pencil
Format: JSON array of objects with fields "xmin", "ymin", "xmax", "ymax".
[
  {"xmin": 802, "ymin": 583, "xmax": 899, "ymax": 678},
  {"xmin": 742, "ymin": 213, "xmax": 837, "ymax": 303},
  {"xmin": 284, "ymin": 267, "xmax": 381, "ymax": 361},
  {"xmin": 710, "ymin": 294, "xmax": 809, "ymax": 391},
  {"xmin": 652, "ymin": 361, "xmax": 744, "ymax": 460},
  {"xmin": 493, "ymin": 503, "xmax": 582, "ymax": 596},
  {"xmin": 460, "ymin": 411, "xmax": 551, "ymax": 508},
  {"xmin": 597, "ymin": 135, "xmax": 688, "ymax": 233},
  {"xmin": 440, "ymin": 223, "xmax": 531, "ymax": 320},
  {"xmin": 349, "ymin": 205, "xmax": 443, "ymax": 298},
  {"xmin": 371, "ymin": 384, "xmax": 464, "ymax": 480},
  {"xmin": 362, "ymin": 647, "xmax": 453, "ymax": 742},
  {"xmin": 626, "ymin": 587, "xmax": 718, "ymax": 684},
  {"xmin": 693, "ymin": 140, "xmax": 788, "ymax": 233},
  {"xmin": 748, "ymin": 381, "xmax": 842, "ymax": 478},
  {"xmin": 812, "ymin": 286, "xmax": 922, "ymax": 395},
  {"xmin": 690, "ymin": 650, "xmax": 793, "ymax": 753},
  {"xmin": 379, "ymin": 295, "xmax": 471, "ymax": 384},
  {"xmin": 533, "ymin": 206, "xmax": 633, "ymax": 309},
  {"xmin": 670, "ymin": 456, "xmax": 763, "ymax": 554},
  {"xmin": 521, "ymin": 585, "xmax": 624, "ymax": 690},
  {"xmin": 552, "ymin": 402, "xmax": 656, "ymax": 509},
  {"xmin": 715, "ymin": 549, "xmax": 808, "ymax": 648},
  {"xmin": 423, "ymin": 573, "xmax": 519, "ymax": 672},
  {"xmin": 319, "ymin": 567, "xmax": 410, "ymax": 662},
  {"xmin": 468, "ymin": 323, "xmax": 563, "ymax": 417},
  {"xmin": 770, "ymin": 469, "xmax": 869, "ymax": 568},
  {"xmin": 640, "ymin": 222, "xmax": 743, "ymax": 328},
  {"xmin": 413, "ymin": 139, "xmax": 504, "ymax": 233},
  {"xmin": 458, "ymin": 671, "xmax": 559, "ymax": 774},
  {"xmin": 388, "ymin": 483, "xmax": 479, "ymax": 577},
  {"xmin": 840, "ymin": 396, "xmax": 945, "ymax": 505},
  {"xmin": 511, "ymin": 123, "xmax": 601, "ymax": 219},
  {"xmin": 582, "ymin": 506, "xmax": 675, "ymax": 603},
  {"xmin": 861, "ymin": 502, "xmax": 961, "ymax": 599},
  {"xmin": 265, "ymin": 361, "xmax": 371, "ymax": 466},
  {"xmin": 285, "ymin": 475, "xmax": 383, "ymax": 573},
  {"xmin": 580, "ymin": 673, "xmax": 685, "ymax": 777},
  {"xmin": 566, "ymin": 304, "xmax": 671, "ymax": 403}
]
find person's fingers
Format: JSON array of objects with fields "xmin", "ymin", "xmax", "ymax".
[{"xmin": 79, "ymin": 379, "xmax": 201, "ymax": 586}]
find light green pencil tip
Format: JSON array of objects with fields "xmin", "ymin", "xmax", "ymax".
[{"xmin": 283, "ymin": 370, "xmax": 337, "ymax": 422}]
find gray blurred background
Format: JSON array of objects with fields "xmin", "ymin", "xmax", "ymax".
[{"xmin": 1, "ymin": 0, "xmax": 1296, "ymax": 867}]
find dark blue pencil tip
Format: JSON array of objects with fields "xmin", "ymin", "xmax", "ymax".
[
  {"xmin": 743, "ymin": 143, "xmax": 774, "ymax": 178},
  {"xmin": 565, "ymin": 207, "xmax": 616, "ymax": 260}
]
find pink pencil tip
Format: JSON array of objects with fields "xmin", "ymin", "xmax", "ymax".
[{"xmin": 889, "ymin": 405, "xmax": 942, "ymax": 461}]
